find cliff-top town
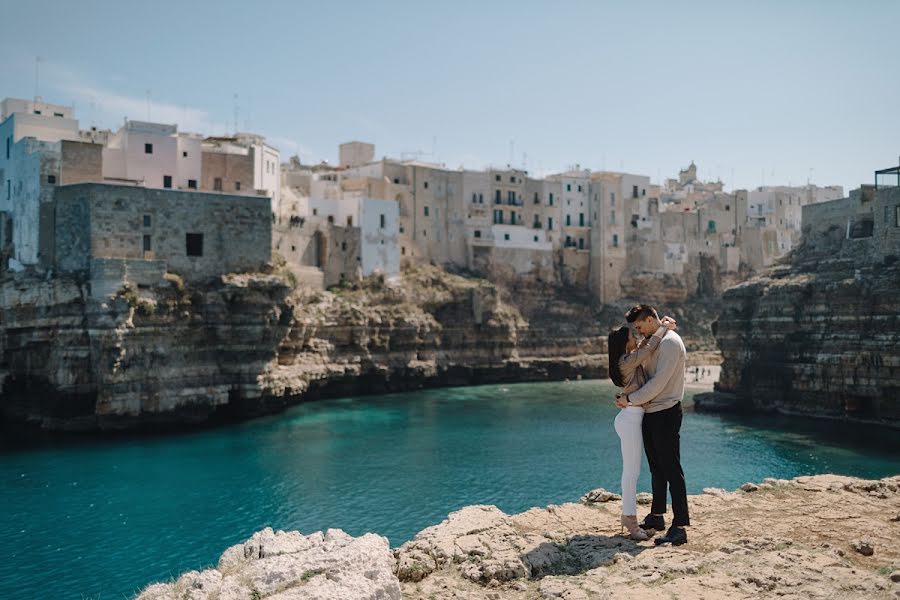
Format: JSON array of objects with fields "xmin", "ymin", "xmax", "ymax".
[{"xmin": 0, "ymin": 96, "xmax": 848, "ymax": 301}]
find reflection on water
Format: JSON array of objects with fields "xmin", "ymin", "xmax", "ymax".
[{"xmin": 0, "ymin": 379, "xmax": 897, "ymax": 599}]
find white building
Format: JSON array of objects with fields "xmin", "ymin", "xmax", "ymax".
[
  {"xmin": 0, "ymin": 98, "xmax": 85, "ymax": 267},
  {"xmin": 102, "ymin": 120, "xmax": 201, "ymax": 190}
]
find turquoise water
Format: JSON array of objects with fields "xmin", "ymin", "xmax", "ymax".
[{"xmin": 1, "ymin": 380, "xmax": 898, "ymax": 599}]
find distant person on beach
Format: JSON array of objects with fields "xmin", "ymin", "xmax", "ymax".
[
  {"xmin": 616, "ymin": 304, "xmax": 690, "ymax": 546},
  {"xmin": 607, "ymin": 314, "xmax": 676, "ymax": 540}
]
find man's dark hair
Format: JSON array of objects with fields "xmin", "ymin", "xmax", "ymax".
[{"xmin": 625, "ymin": 304, "xmax": 659, "ymax": 323}]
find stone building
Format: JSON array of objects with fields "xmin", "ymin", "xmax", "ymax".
[
  {"xmin": 53, "ymin": 182, "xmax": 271, "ymax": 293},
  {"xmin": 201, "ymin": 134, "xmax": 281, "ymax": 221}
]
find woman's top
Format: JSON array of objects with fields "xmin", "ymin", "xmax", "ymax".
[{"xmin": 618, "ymin": 326, "xmax": 668, "ymax": 396}]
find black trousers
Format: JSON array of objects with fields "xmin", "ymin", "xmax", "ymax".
[{"xmin": 642, "ymin": 402, "xmax": 690, "ymax": 527}]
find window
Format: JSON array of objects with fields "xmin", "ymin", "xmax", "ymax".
[
  {"xmin": 579, "ymin": 238, "xmax": 584, "ymax": 250},
  {"xmin": 534, "ymin": 192, "xmax": 539, "ymax": 203},
  {"xmin": 725, "ymin": 205, "xmax": 730, "ymax": 211},
  {"xmin": 34, "ymin": 110, "xmax": 41, "ymax": 115},
  {"xmin": 163, "ymin": 175, "xmax": 172, "ymax": 189},
  {"xmin": 143, "ymin": 234, "xmax": 152, "ymax": 252},
  {"xmin": 508, "ymin": 190, "xmax": 515, "ymax": 203},
  {"xmin": 533, "ymin": 235, "xmax": 538, "ymax": 242},
  {"xmin": 145, "ymin": 143, "xmax": 153, "ymax": 154},
  {"xmin": 578, "ymin": 185, "xmax": 582, "ymax": 192},
  {"xmin": 143, "ymin": 215, "xmax": 151, "ymax": 227},
  {"xmin": 472, "ymin": 193, "xmax": 477, "ymax": 203},
  {"xmin": 393, "ymin": 178, "xmax": 400, "ymax": 184},
  {"xmin": 610, "ymin": 192, "xmax": 616, "ymax": 205},
  {"xmin": 347, "ymin": 215, "xmax": 353, "ymax": 226},
  {"xmin": 312, "ymin": 208, "xmax": 318, "ymax": 216},
  {"xmin": 549, "ymin": 193, "xmax": 554, "ymax": 206},
  {"xmin": 495, "ymin": 190, "xmax": 501, "ymax": 203},
  {"xmin": 47, "ymin": 175, "xmax": 56, "ymax": 184},
  {"xmin": 327, "ymin": 215, "xmax": 334, "ymax": 224},
  {"xmin": 235, "ymin": 181, "xmax": 241, "ymax": 191},
  {"xmin": 54, "ymin": 112, "xmax": 64, "ymax": 118},
  {"xmin": 566, "ymin": 215, "xmax": 571, "ymax": 226},
  {"xmin": 186, "ymin": 233, "xmax": 203, "ymax": 257},
  {"xmin": 474, "ymin": 230, "xmax": 481, "ymax": 238},
  {"xmin": 565, "ymin": 235, "xmax": 572, "ymax": 247},
  {"xmin": 566, "ymin": 184, "xmax": 571, "ymax": 192},
  {"xmin": 424, "ymin": 206, "xmax": 429, "ymax": 217},
  {"xmin": 423, "ymin": 181, "xmax": 429, "ymax": 189},
  {"xmin": 579, "ymin": 213, "xmax": 585, "ymax": 226},
  {"xmin": 341, "ymin": 241, "xmax": 347, "ymax": 251},
  {"xmin": 6, "ymin": 136, "xmax": 10, "ymax": 159},
  {"xmin": 548, "ymin": 217, "xmax": 553, "ymax": 230},
  {"xmin": 401, "ymin": 246, "xmax": 406, "ymax": 255},
  {"xmin": 610, "ymin": 210, "xmax": 615, "ymax": 225},
  {"xmin": 642, "ymin": 188, "xmax": 646, "ymax": 196},
  {"xmin": 613, "ymin": 234, "xmax": 619, "ymax": 247},
  {"xmin": 510, "ymin": 211, "xmax": 516, "ymax": 224},
  {"xmin": 478, "ymin": 193, "xmax": 483, "ymax": 203},
  {"xmin": 633, "ymin": 185, "xmax": 639, "ymax": 198},
  {"xmin": 503, "ymin": 233, "xmax": 510, "ymax": 241},
  {"xmin": 182, "ymin": 151, "xmax": 188, "ymax": 158},
  {"xmin": 187, "ymin": 179, "xmax": 197, "ymax": 189},
  {"xmin": 493, "ymin": 209, "xmax": 503, "ymax": 224},
  {"xmin": 380, "ymin": 214, "xmax": 385, "ymax": 228},
  {"xmin": 214, "ymin": 177, "xmax": 222, "ymax": 191},
  {"xmin": 895, "ymin": 205, "xmax": 900, "ymax": 227}
]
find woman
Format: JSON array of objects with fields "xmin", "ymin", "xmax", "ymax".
[{"xmin": 607, "ymin": 316, "xmax": 675, "ymax": 540}]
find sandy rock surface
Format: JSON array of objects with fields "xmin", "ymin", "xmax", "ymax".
[
  {"xmin": 397, "ymin": 474, "xmax": 900, "ymax": 599},
  {"xmin": 136, "ymin": 474, "xmax": 900, "ymax": 599}
]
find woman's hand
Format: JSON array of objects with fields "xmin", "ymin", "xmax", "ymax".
[
  {"xmin": 615, "ymin": 393, "xmax": 629, "ymax": 408},
  {"xmin": 661, "ymin": 316, "xmax": 677, "ymax": 331}
]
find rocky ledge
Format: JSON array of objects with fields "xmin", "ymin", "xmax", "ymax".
[{"xmin": 138, "ymin": 474, "xmax": 900, "ymax": 599}]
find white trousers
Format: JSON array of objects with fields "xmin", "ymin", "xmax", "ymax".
[{"xmin": 614, "ymin": 406, "xmax": 645, "ymax": 516}]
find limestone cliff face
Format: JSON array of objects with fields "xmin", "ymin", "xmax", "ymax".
[
  {"xmin": 0, "ymin": 266, "xmax": 605, "ymax": 432},
  {"xmin": 700, "ymin": 188, "xmax": 900, "ymax": 426}
]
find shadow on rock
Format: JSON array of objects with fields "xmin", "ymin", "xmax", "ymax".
[{"xmin": 523, "ymin": 534, "xmax": 651, "ymax": 579}]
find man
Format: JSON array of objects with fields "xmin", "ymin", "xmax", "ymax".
[{"xmin": 616, "ymin": 304, "xmax": 690, "ymax": 546}]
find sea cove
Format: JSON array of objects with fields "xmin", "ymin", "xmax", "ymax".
[{"xmin": 2, "ymin": 380, "xmax": 899, "ymax": 599}]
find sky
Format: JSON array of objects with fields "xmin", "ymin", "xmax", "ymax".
[{"xmin": 1, "ymin": 0, "xmax": 898, "ymax": 193}]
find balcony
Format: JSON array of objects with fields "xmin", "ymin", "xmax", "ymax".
[{"xmin": 507, "ymin": 198, "xmax": 524, "ymax": 206}]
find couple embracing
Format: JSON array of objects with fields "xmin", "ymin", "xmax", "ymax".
[{"xmin": 607, "ymin": 304, "xmax": 690, "ymax": 546}]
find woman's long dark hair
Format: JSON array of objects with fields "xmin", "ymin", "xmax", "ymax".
[{"xmin": 607, "ymin": 326, "xmax": 630, "ymax": 388}]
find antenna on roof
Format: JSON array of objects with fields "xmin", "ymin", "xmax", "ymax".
[
  {"xmin": 33, "ymin": 56, "xmax": 42, "ymax": 104},
  {"xmin": 233, "ymin": 93, "xmax": 239, "ymax": 134}
]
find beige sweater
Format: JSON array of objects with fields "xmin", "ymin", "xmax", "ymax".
[
  {"xmin": 618, "ymin": 326, "xmax": 668, "ymax": 396},
  {"xmin": 627, "ymin": 330, "xmax": 687, "ymax": 414}
]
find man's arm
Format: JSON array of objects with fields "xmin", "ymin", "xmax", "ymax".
[{"xmin": 626, "ymin": 338, "xmax": 681, "ymax": 406}]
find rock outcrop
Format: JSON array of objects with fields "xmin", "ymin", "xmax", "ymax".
[
  {"xmin": 137, "ymin": 527, "xmax": 401, "ymax": 600},
  {"xmin": 138, "ymin": 474, "xmax": 900, "ymax": 599},
  {"xmin": 697, "ymin": 187, "xmax": 900, "ymax": 427}
]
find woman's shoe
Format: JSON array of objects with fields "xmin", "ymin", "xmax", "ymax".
[{"xmin": 620, "ymin": 515, "xmax": 650, "ymax": 541}]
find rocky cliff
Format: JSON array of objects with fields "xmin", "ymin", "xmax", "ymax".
[
  {"xmin": 696, "ymin": 187, "xmax": 900, "ymax": 427},
  {"xmin": 0, "ymin": 266, "xmax": 613, "ymax": 432},
  {"xmin": 136, "ymin": 474, "xmax": 900, "ymax": 599}
]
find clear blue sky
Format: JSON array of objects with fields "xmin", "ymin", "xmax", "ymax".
[{"xmin": 2, "ymin": 0, "xmax": 898, "ymax": 192}]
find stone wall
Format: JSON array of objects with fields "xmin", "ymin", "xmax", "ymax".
[
  {"xmin": 53, "ymin": 183, "xmax": 271, "ymax": 282},
  {"xmin": 60, "ymin": 140, "xmax": 103, "ymax": 185},
  {"xmin": 200, "ymin": 150, "xmax": 254, "ymax": 194}
]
